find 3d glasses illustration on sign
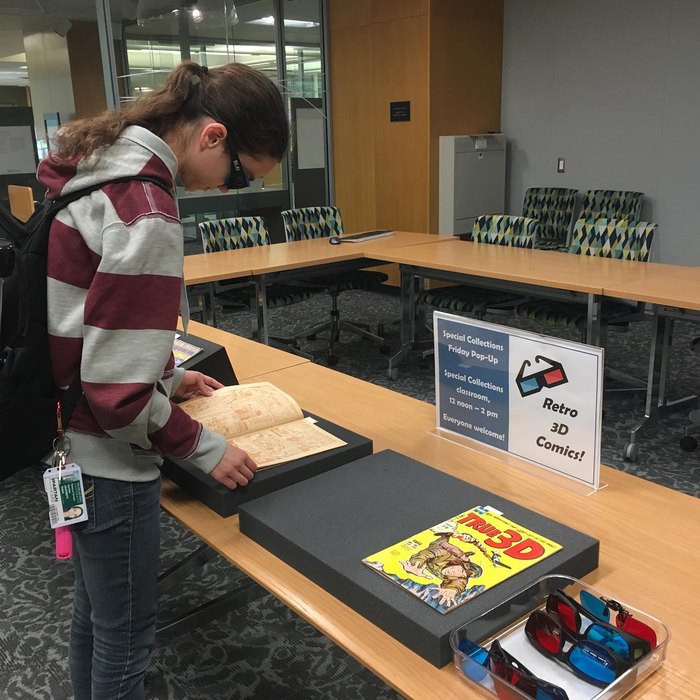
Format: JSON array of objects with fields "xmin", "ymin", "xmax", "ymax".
[{"xmin": 515, "ymin": 356, "xmax": 568, "ymax": 398}]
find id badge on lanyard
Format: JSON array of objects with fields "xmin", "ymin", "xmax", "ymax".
[{"xmin": 42, "ymin": 401, "xmax": 87, "ymax": 559}]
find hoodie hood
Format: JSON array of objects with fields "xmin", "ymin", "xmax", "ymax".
[{"xmin": 37, "ymin": 125, "xmax": 178, "ymax": 200}]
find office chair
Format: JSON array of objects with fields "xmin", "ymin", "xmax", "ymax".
[
  {"xmin": 8, "ymin": 185, "xmax": 36, "ymax": 223},
  {"xmin": 417, "ymin": 214, "xmax": 540, "ymax": 320},
  {"xmin": 197, "ymin": 216, "xmax": 320, "ymax": 357},
  {"xmin": 516, "ymin": 217, "xmax": 657, "ymax": 392},
  {"xmin": 281, "ymin": 206, "xmax": 389, "ymax": 366},
  {"xmin": 578, "ymin": 190, "xmax": 644, "ymax": 222},
  {"xmin": 680, "ymin": 336, "xmax": 700, "ymax": 451},
  {"xmin": 522, "ymin": 186, "xmax": 578, "ymax": 251}
]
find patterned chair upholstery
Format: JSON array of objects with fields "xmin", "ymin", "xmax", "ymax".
[
  {"xmin": 417, "ymin": 214, "xmax": 539, "ymax": 319},
  {"xmin": 196, "ymin": 217, "xmax": 320, "ymax": 355},
  {"xmin": 199, "ymin": 215, "xmax": 270, "ymax": 252},
  {"xmin": 522, "ymin": 187, "xmax": 578, "ymax": 251},
  {"xmin": 578, "ymin": 190, "xmax": 644, "ymax": 222},
  {"xmin": 568, "ymin": 217, "xmax": 654, "ymax": 261},
  {"xmin": 281, "ymin": 206, "xmax": 342, "ymax": 241},
  {"xmin": 280, "ymin": 206, "xmax": 389, "ymax": 365},
  {"xmin": 516, "ymin": 218, "xmax": 657, "ymax": 333}
]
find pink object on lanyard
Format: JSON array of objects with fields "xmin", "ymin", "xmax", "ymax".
[{"xmin": 55, "ymin": 526, "xmax": 73, "ymax": 559}]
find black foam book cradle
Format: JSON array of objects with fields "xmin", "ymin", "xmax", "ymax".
[
  {"xmin": 238, "ymin": 450, "xmax": 600, "ymax": 667},
  {"xmin": 176, "ymin": 332, "xmax": 238, "ymax": 386},
  {"xmin": 162, "ymin": 415, "xmax": 373, "ymax": 517}
]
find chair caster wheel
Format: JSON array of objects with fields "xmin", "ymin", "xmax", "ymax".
[
  {"xmin": 623, "ymin": 442, "xmax": 639, "ymax": 462},
  {"xmin": 387, "ymin": 368, "xmax": 399, "ymax": 380},
  {"xmin": 680, "ymin": 435, "xmax": 698, "ymax": 452},
  {"xmin": 327, "ymin": 355, "xmax": 339, "ymax": 367},
  {"xmin": 379, "ymin": 344, "xmax": 391, "ymax": 355}
]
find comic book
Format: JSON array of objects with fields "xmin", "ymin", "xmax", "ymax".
[
  {"xmin": 362, "ymin": 505, "xmax": 562, "ymax": 614},
  {"xmin": 172, "ymin": 335, "xmax": 204, "ymax": 367},
  {"xmin": 180, "ymin": 382, "xmax": 347, "ymax": 468}
]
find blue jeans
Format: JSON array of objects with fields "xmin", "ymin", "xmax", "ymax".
[{"xmin": 69, "ymin": 475, "xmax": 161, "ymax": 700}]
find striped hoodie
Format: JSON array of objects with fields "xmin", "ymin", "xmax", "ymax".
[{"xmin": 38, "ymin": 126, "xmax": 226, "ymax": 481}]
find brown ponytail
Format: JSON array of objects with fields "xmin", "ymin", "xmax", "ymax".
[{"xmin": 53, "ymin": 61, "xmax": 289, "ymax": 162}]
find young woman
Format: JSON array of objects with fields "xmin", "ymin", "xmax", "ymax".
[{"xmin": 37, "ymin": 61, "xmax": 288, "ymax": 699}]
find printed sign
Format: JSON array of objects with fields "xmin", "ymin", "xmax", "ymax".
[
  {"xmin": 434, "ymin": 312, "xmax": 603, "ymax": 488},
  {"xmin": 390, "ymin": 101, "xmax": 411, "ymax": 122}
]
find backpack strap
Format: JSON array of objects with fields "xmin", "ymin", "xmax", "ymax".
[{"xmin": 44, "ymin": 174, "xmax": 173, "ymax": 217}]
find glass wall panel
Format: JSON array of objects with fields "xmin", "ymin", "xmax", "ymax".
[
  {"xmin": 0, "ymin": 0, "xmax": 104, "ymax": 201},
  {"xmin": 116, "ymin": 0, "xmax": 295, "ymax": 241},
  {"xmin": 280, "ymin": 0, "xmax": 329, "ymax": 208},
  {"xmin": 120, "ymin": 1, "xmax": 280, "ymax": 100}
]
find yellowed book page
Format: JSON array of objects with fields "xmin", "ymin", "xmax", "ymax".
[
  {"xmin": 181, "ymin": 382, "xmax": 304, "ymax": 439},
  {"xmin": 232, "ymin": 417, "xmax": 348, "ymax": 468}
]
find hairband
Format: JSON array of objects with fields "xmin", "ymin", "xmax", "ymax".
[{"xmin": 191, "ymin": 65, "xmax": 208, "ymax": 87}]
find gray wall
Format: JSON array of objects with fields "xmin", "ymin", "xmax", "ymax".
[{"xmin": 501, "ymin": 0, "xmax": 700, "ymax": 265}]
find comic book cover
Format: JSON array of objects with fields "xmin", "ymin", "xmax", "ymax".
[{"xmin": 362, "ymin": 505, "xmax": 562, "ymax": 614}]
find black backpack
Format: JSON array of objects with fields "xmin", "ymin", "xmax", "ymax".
[{"xmin": 0, "ymin": 176, "xmax": 172, "ymax": 481}]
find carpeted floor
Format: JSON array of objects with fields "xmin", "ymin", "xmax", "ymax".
[{"xmin": 2, "ymin": 287, "xmax": 698, "ymax": 699}]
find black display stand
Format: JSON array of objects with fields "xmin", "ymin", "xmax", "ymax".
[
  {"xmin": 238, "ymin": 450, "xmax": 599, "ymax": 667},
  {"xmin": 162, "ymin": 415, "xmax": 372, "ymax": 517},
  {"xmin": 176, "ymin": 332, "xmax": 238, "ymax": 386}
]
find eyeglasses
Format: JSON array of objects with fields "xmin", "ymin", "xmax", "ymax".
[
  {"xmin": 579, "ymin": 589, "xmax": 658, "ymax": 649},
  {"xmin": 201, "ymin": 107, "xmax": 251, "ymax": 190},
  {"xmin": 222, "ymin": 138, "xmax": 250, "ymax": 190},
  {"xmin": 515, "ymin": 356, "xmax": 568, "ymax": 398},
  {"xmin": 525, "ymin": 610, "xmax": 631, "ymax": 686},
  {"xmin": 546, "ymin": 589, "xmax": 651, "ymax": 661},
  {"xmin": 457, "ymin": 637, "xmax": 570, "ymax": 700}
]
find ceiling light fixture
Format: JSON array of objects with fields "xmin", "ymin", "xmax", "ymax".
[{"xmin": 248, "ymin": 16, "xmax": 319, "ymax": 29}]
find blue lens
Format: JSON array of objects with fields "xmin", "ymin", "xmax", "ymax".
[
  {"xmin": 580, "ymin": 590, "xmax": 610, "ymax": 622},
  {"xmin": 519, "ymin": 377, "xmax": 540, "ymax": 393},
  {"xmin": 536, "ymin": 687, "xmax": 568, "ymax": 700},
  {"xmin": 569, "ymin": 641, "xmax": 616, "ymax": 684},
  {"xmin": 458, "ymin": 639, "xmax": 489, "ymax": 681},
  {"xmin": 586, "ymin": 624, "xmax": 630, "ymax": 658}
]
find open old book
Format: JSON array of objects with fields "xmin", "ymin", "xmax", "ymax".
[{"xmin": 180, "ymin": 382, "xmax": 347, "ymax": 468}]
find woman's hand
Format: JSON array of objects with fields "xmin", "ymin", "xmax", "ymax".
[
  {"xmin": 209, "ymin": 444, "xmax": 257, "ymax": 490},
  {"xmin": 173, "ymin": 370, "xmax": 223, "ymax": 401}
]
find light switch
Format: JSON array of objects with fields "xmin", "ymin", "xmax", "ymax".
[{"xmin": 557, "ymin": 157, "xmax": 566, "ymax": 173}]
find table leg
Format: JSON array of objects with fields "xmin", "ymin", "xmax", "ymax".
[
  {"xmin": 157, "ymin": 579, "xmax": 267, "ymax": 642},
  {"xmin": 624, "ymin": 307, "xmax": 696, "ymax": 461},
  {"xmin": 256, "ymin": 275, "xmax": 269, "ymax": 345},
  {"xmin": 586, "ymin": 294, "xmax": 602, "ymax": 346},
  {"xmin": 206, "ymin": 282, "xmax": 217, "ymax": 327},
  {"xmin": 387, "ymin": 265, "xmax": 416, "ymax": 379}
]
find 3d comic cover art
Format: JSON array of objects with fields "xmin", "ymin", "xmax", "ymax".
[{"xmin": 362, "ymin": 506, "xmax": 562, "ymax": 614}]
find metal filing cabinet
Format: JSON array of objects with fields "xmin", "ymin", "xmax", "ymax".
[{"xmin": 438, "ymin": 133, "xmax": 506, "ymax": 236}]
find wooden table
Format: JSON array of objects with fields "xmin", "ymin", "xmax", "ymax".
[
  {"xmin": 179, "ymin": 320, "xmax": 310, "ymax": 381},
  {"xmin": 376, "ymin": 238, "xmax": 659, "ymax": 293},
  {"xmin": 160, "ymin": 357, "xmax": 697, "ymax": 699},
  {"xmin": 604, "ymin": 264, "xmax": 700, "ymax": 311},
  {"xmin": 182, "ymin": 231, "xmax": 440, "ymax": 286},
  {"xmin": 377, "ymin": 240, "xmax": 607, "ymax": 377},
  {"xmin": 181, "ymin": 233, "xmax": 498, "ymax": 346},
  {"xmin": 184, "ymin": 232, "xmax": 445, "ymax": 344}
]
